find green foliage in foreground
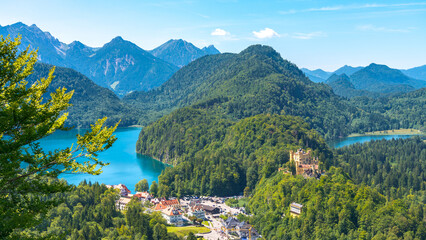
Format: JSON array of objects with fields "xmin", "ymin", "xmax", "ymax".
[
  {"xmin": 15, "ymin": 182, "xmax": 180, "ymax": 240},
  {"xmin": 0, "ymin": 36, "xmax": 118, "ymax": 238},
  {"xmin": 138, "ymin": 109, "xmax": 332, "ymax": 197},
  {"xmin": 249, "ymin": 168, "xmax": 426, "ymax": 240},
  {"xmin": 333, "ymin": 137, "xmax": 426, "ymax": 201}
]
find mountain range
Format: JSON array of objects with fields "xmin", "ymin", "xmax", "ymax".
[
  {"xmin": 25, "ymin": 63, "xmax": 140, "ymax": 127},
  {"xmin": 0, "ymin": 22, "xmax": 219, "ymax": 96},
  {"xmin": 325, "ymin": 63, "xmax": 426, "ymax": 98},
  {"xmin": 302, "ymin": 64, "xmax": 426, "ymax": 83},
  {"xmin": 401, "ymin": 65, "xmax": 426, "ymax": 81},
  {"xmin": 149, "ymin": 39, "xmax": 220, "ymax": 68},
  {"xmin": 325, "ymin": 74, "xmax": 380, "ymax": 99}
]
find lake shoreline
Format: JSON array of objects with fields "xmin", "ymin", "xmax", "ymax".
[
  {"xmin": 347, "ymin": 128, "xmax": 423, "ymax": 137},
  {"xmin": 328, "ymin": 134, "xmax": 416, "ymax": 149}
]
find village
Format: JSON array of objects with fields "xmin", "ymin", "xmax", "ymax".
[
  {"xmin": 108, "ymin": 182, "xmax": 259, "ymax": 239},
  {"xmin": 107, "ymin": 149, "xmax": 320, "ymax": 239}
]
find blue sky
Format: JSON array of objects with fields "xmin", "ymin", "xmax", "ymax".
[{"xmin": 0, "ymin": 0, "xmax": 425, "ymax": 71}]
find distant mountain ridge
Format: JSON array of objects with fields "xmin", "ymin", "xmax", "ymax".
[
  {"xmin": 326, "ymin": 73, "xmax": 380, "ymax": 98},
  {"xmin": 72, "ymin": 36, "xmax": 178, "ymax": 96},
  {"xmin": 302, "ymin": 64, "xmax": 425, "ymax": 85},
  {"xmin": 302, "ymin": 63, "xmax": 426, "ymax": 98},
  {"xmin": 301, "ymin": 66, "xmax": 363, "ymax": 83},
  {"xmin": 149, "ymin": 39, "xmax": 220, "ymax": 67},
  {"xmin": 349, "ymin": 63, "xmax": 424, "ymax": 92},
  {"xmin": 26, "ymin": 63, "xmax": 140, "ymax": 127},
  {"xmin": 333, "ymin": 65, "xmax": 363, "ymax": 76},
  {"xmin": 401, "ymin": 65, "xmax": 426, "ymax": 81},
  {"xmin": 0, "ymin": 22, "xmax": 68, "ymax": 65},
  {"xmin": 301, "ymin": 68, "xmax": 332, "ymax": 82},
  {"xmin": 0, "ymin": 22, "xmax": 219, "ymax": 96}
]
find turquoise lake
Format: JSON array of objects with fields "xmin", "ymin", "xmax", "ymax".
[
  {"xmin": 39, "ymin": 128, "xmax": 416, "ymax": 192},
  {"xmin": 328, "ymin": 134, "xmax": 415, "ymax": 148},
  {"xmin": 38, "ymin": 128, "xmax": 167, "ymax": 193}
]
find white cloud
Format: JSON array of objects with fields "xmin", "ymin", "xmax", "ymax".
[
  {"xmin": 211, "ymin": 28, "xmax": 229, "ymax": 36},
  {"xmin": 252, "ymin": 28, "xmax": 280, "ymax": 39},
  {"xmin": 291, "ymin": 32, "xmax": 326, "ymax": 40},
  {"xmin": 357, "ymin": 24, "xmax": 411, "ymax": 33}
]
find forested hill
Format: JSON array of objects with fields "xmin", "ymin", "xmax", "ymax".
[
  {"xmin": 333, "ymin": 137, "xmax": 425, "ymax": 200},
  {"xmin": 249, "ymin": 167, "xmax": 425, "ymax": 239},
  {"xmin": 326, "ymin": 74, "xmax": 381, "ymax": 98},
  {"xmin": 349, "ymin": 63, "xmax": 426, "ymax": 93},
  {"xmin": 127, "ymin": 45, "xmax": 384, "ymax": 139},
  {"xmin": 26, "ymin": 63, "xmax": 140, "ymax": 127},
  {"xmin": 350, "ymin": 88, "xmax": 426, "ymax": 131},
  {"xmin": 138, "ymin": 111, "xmax": 332, "ymax": 196}
]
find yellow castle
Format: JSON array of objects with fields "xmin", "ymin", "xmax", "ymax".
[{"xmin": 289, "ymin": 148, "xmax": 319, "ymax": 176}]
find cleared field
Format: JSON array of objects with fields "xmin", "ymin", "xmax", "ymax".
[
  {"xmin": 348, "ymin": 129, "xmax": 423, "ymax": 137},
  {"xmin": 226, "ymin": 197, "xmax": 249, "ymax": 208},
  {"xmin": 167, "ymin": 226, "xmax": 210, "ymax": 237}
]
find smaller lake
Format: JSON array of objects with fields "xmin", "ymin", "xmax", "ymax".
[
  {"xmin": 328, "ymin": 134, "xmax": 415, "ymax": 148},
  {"xmin": 38, "ymin": 128, "xmax": 168, "ymax": 192}
]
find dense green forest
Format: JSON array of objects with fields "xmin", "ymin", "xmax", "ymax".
[
  {"xmin": 248, "ymin": 168, "xmax": 426, "ymax": 240},
  {"xmin": 350, "ymin": 88, "xmax": 426, "ymax": 132},
  {"xmin": 128, "ymin": 45, "xmax": 392, "ymax": 140},
  {"xmin": 326, "ymin": 74, "xmax": 382, "ymax": 99},
  {"xmin": 138, "ymin": 110, "xmax": 332, "ymax": 196},
  {"xmin": 333, "ymin": 137, "xmax": 425, "ymax": 201},
  {"xmin": 14, "ymin": 182, "xmax": 181, "ymax": 240},
  {"xmin": 26, "ymin": 63, "xmax": 140, "ymax": 127}
]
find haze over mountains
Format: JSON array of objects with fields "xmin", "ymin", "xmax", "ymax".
[
  {"xmin": 303, "ymin": 63, "xmax": 426, "ymax": 98},
  {"xmin": 302, "ymin": 64, "xmax": 426, "ymax": 83},
  {"xmin": 0, "ymin": 22, "xmax": 219, "ymax": 96}
]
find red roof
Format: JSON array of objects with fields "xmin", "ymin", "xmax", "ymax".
[
  {"xmin": 161, "ymin": 199, "xmax": 180, "ymax": 206},
  {"xmin": 154, "ymin": 203, "xmax": 168, "ymax": 211},
  {"xmin": 163, "ymin": 207, "xmax": 181, "ymax": 216}
]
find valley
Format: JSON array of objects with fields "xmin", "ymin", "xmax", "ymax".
[{"xmin": 1, "ymin": 16, "xmax": 425, "ymax": 240}]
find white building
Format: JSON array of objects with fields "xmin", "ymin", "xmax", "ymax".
[
  {"xmin": 116, "ymin": 197, "xmax": 132, "ymax": 211},
  {"xmin": 188, "ymin": 205, "xmax": 206, "ymax": 220},
  {"xmin": 106, "ymin": 184, "xmax": 131, "ymax": 197},
  {"xmin": 290, "ymin": 202, "xmax": 303, "ymax": 217},
  {"xmin": 162, "ymin": 207, "xmax": 183, "ymax": 226},
  {"xmin": 134, "ymin": 191, "xmax": 153, "ymax": 202}
]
